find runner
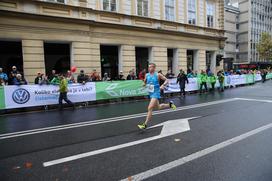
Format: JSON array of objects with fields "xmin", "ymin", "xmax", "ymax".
[{"xmin": 138, "ymin": 63, "xmax": 176, "ymax": 129}]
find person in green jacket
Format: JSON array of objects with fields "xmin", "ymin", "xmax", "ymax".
[
  {"xmin": 199, "ymin": 70, "xmax": 208, "ymax": 94},
  {"xmin": 50, "ymin": 75, "xmax": 61, "ymax": 85},
  {"xmin": 58, "ymin": 74, "xmax": 74, "ymax": 110},
  {"xmin": 209, "ymin": 73, "xmax": 217, "ymax": 92}
]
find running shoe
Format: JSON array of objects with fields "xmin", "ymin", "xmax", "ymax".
[
  {"xmin": 138, "ymin": 123, "xmax": 147, "ymax": 129},
  {"xmin": 169, "ymin": 101, "xmax": 176, "ymax": 110}
]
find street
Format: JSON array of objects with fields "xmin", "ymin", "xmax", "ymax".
[{"xmin": 1, "ymin": 82, "xmax": 272, "ymax": 181}]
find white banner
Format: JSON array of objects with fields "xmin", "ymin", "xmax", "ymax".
[
  {"xmin": 4, "ymin": 83, "xmax": 96, "ymax": 109},
  {"xmin": 164, "ymin": 78, "xmax": 199, "ymax": 93}
]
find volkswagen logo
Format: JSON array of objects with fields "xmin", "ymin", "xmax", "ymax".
[{"xmin": 12, "ymin": 88, "xmax": 30, "ymax": 104}]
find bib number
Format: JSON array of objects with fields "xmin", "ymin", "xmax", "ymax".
[{"xmin": 147, "ymin": 84, "xmax": 154, "ymax": 93}]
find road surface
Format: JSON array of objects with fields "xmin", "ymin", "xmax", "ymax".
[{"xmin": 0, "ymin": 81, "xmax": 272, "ymax": 181}]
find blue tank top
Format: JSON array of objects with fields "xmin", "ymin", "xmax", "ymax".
[{"xmin": 146, "ymin": 72, "xmax": 161, "ymax": 99}]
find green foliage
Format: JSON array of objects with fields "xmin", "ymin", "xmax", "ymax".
[{"xmin": 256, "ymin": 32, "xmax": 272, "ymax": 61}]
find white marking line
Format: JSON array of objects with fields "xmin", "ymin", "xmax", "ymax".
[
  {"xmin": 43, "ymin": 117, "xmax": 195, "ymax": 167},
  {"xmin": 236, "ymin": 98, "xmax": 272, "ymax": 103},
  {"xmin": 121, "ymin": 122, "xmax": 272, "ymax": 181},
  {"xmin": 0, "ymin": 98, "xmax": 238, "ymax": 140}
]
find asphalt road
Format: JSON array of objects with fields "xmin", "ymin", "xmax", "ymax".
[{"xmin": 0, "ymin": 81, "xmax": 272, "ymax": 181}]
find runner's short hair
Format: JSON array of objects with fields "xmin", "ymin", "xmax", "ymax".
[{"xmin": 149, "ymin": 63, "xmax": 156, "ymax": 67}]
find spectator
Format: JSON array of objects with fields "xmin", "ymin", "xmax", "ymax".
[
  {"xmin": 34, "ymin": 72, "xmax": 42, "ymax": 84},
  {"xmin": 0, "ymin": 78, "xmax": 4, "ymax": 86},
  {"xmin": 39, "ymin": 74, "xmax": 49, "ymax": 85},
  {"xmin": 218, "ymin": 71, "xmax": 225, "ymax": 92},
  {"xmin": 209, "ymin": 73, "xmax": 217, "ymax": 92},
  {"xmin": 48, "ymin": 70, "xmax": 57, "ymax": 82},
  {"xmin": 177, "ymin": 69, "xmax": 189, "ymax": 97},
  {"xmin": 127, "ymin": 70, "xmax": 137, "ymax": 80},
  {"xmin": 67, "ymin": 70, "xmax": 76, "ymax": 84},
  {"xmin": 9, "ymin": 66, "xmax": 18, "ymax": 85},
  {"xmin": 50, "ymin": 74, "xmax": 61, "ymax": 85},
  {"xmin": 261, "ymin": 70, "xmax": 267, "ymax": 83},
  {"xmin": 58, "ymin": 74, "xmax": 74, "ymax": 110},
  {"xmin": 199, "ymin": 70, "xmax": 208, "ymax": 94},
  {"xmin": 117, "ymin": 71, "xmax": 125, "ymax": 80},
  {"xmin": 165, "ymin": 70, "xmax": 175, "ymax": 79},
  {"xmin": 138, "ymin": 69, "xmax": 146, "ymax": 80},
  {"xmin": 0, "ymin": 68, "xmax": 8, "ymax": 84},
  {"xmin": 77, "ymin": 70, "xmax": 89, "ymax": 84},
  {"xmin": 13, "ymin": 74, "xmax": 27, "ymax": 85},
  {"xmin": 102, "ymin": 73, "xmax": 111, "ymax": 81},
  {"xmin": 90, "ymin": 69, "xmax": 101, "ymax": 81}
]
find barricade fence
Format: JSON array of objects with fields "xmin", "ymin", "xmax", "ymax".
[{"xmin": 0, "ymin": 73, "xmax": 271, "ymax": 110}]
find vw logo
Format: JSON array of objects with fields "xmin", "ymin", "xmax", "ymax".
[{"xmin": 12, "ymin": 88, "xmax": 30, "ymax": 104}]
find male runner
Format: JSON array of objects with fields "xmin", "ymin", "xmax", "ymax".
[{"xmin": 138, "ymin": 63, "xmax": 176, "ymax": 129}]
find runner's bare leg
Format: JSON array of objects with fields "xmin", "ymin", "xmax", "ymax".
[{"xmin": 144, "ymin": 98, "xmax": 170, "ymax": 125}]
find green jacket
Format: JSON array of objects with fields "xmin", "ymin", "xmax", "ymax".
[
  {"xmin": 200, "ymin": 74, "xmax": 208, "ymax": 83},
  {"xmin": 218, "ymin": 74, "xmax": 225, "ymax": 83},
  {"xmin": 50, "ymin": 77, "xmax": 60, "ymax": 85},
  {"xmin": 59, "ymin": 79, "xmax": 68, "ymax": 93},
  {"xmin": 209, "ymin": 75, "xmax": 217, "ymax": 83}
]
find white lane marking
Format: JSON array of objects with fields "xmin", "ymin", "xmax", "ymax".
[
  {"xmin": 120, "ymin": 122, "xmax": 272, "ymax": 181},
  {"xmin": 43, "ymin": 117, "xmax": 197, "ymax": 167},
  {"xmin": 236, "ymin": 98, "xmax": 272, "ymax": 103},
  {"xmin": 0, "ymin": 98, "xmax": 238, "ymax": 140}
]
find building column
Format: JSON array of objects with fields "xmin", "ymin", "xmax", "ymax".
[
  {"xmin": 122, "ymin": 45, "xmax": 136, "ymax": 75},
  {"xmin": 198, "ymin": 49, "xmax": 206, "ymax": 72},
  {"xmin": 152, "ymin": 47, "xmax": 168, "ymax": 73},
  {"xmin": 22, "ymin": 40, "xmax": 45, "ymax": 83},
  {"xmin": 178, "ymin": 48, "xmax": 187, "ymax": 73},
  {"xmin": 72, "ymin": 42, "xmax": 100, "ymax": 75},
  {"xmin": 210, "ymin": 51, "xmax": 216, "ymax": 73}
]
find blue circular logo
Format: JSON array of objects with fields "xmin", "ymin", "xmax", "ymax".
[{"xmin": 12, "ymin": 88, "xmax": 30, "ymax": 104}]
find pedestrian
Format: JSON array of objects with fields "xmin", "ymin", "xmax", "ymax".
[
  {"xmin": 218, "ymin": 71, "xmax": 225, "ymax": 92},
  {"xmin": 50, "ymin": 74, "xmax": 61, "ymax": 85},
  {"xmin": 261, "ymin": 70, "xmax": 267, "ymax": 83},
  {"xmin": 48, "ymin": 69, "xmax": 57, "ymax": 82},
  {"xmin": 126, "ymin": 70, "xmax": 137, "ymax": 80},
  {"xmin": 9, "ymin": 66, "xmax": 18, "ymax": 85},
  {"xmin": 67, "ymin": 70, "xmax": 76, "ymax": 84},
  {"xmin": 137, "ymin": 63, "xmax": 176, "ymax": 130},
  {"xmin": 0, "ymin": 68, "xmax": 8, "ymax": 85},
  {"xmin": 209, "ymin": 73, "xmax": 217, "ymax": 92},
  {"xmin": 165, "ymin": 70, "xmax": 175, "ymax": 79},
  {"xmin": 58, "ymin": 74, "xmax": 74, "ymax": 110},
  {"xmin": 0, "ymin": 78, "xmax": 4, "ymax": 86},
  {"xmin": 34, "ymin": 72, "xmax": 42, "ymax": 84},
  {"xmin": 117, "ymin": 71, "xmax": 125, "ymax": 80},
  {"xmin": 177, "ymin": 69, "xmax": 189, "ymax": 97},
  {"xmin": 13, "ymin": 74, "xmax": 27, "ymax": 85},
  {"xmin": 199, "ymin": 70, "xmax": 208, "ymax": 94},
  {"xmin": 90, "ymin": 69, "xmax": 101, "ymax": 81},
  {"xmin": 77, "ymin": 70, "xmax": 89, "ymax": 84},
  {"xmin": 39, "ymin": 74, "xmax": 49, "ymax": 85},
  {"xmin": 102, "ymin": 73, "xmax": 111, "ymax": 81},
  {"xmin": 138, "ymin": 69, "xmax": 146, "ymax": 80}
]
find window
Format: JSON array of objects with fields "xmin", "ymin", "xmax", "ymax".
[
  {"xmin": 103, "ymin": 0, "xmax": 117, "ymax": 12},
  {"xmin": 188, "ymin": 0, "xmax": 196, "ymax": 25},
  {"xmin": 137, "ymin": 0, "xmax": 148, "ymax": 17},
  {"xmin": 206, "ymin": 1, "xmax": 214, "ymax": 27},
  {"xmin": 165, "ymin": 0, "xmax": 175, "ymax": 21},
  {"xmin": 46, "ymin": 0, "xmax": 65, "ymax": 3}
]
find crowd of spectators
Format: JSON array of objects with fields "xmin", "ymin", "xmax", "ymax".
[{"xmin": 0, "ymin": 65, "xmax": 271, "ymax": 86}]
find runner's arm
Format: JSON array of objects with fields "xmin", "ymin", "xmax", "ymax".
[{"xmin": 158, "ymin": 73, "xmax": 169, "ymax": 89}]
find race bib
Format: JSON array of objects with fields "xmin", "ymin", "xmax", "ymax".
[{"xmin": 146, "ymin": 84, "xmax": 154, "ymax": 93}]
